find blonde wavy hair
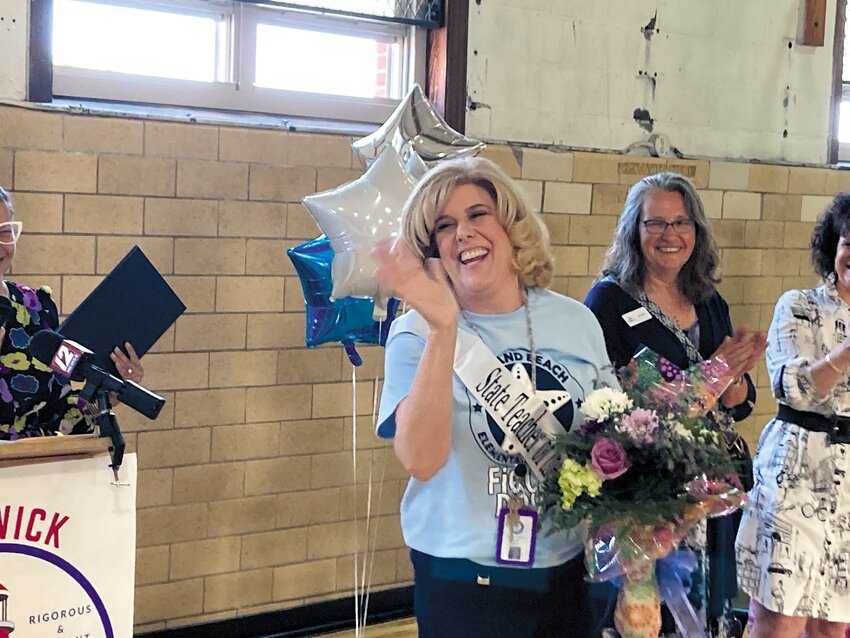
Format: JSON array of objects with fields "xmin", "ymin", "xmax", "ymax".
[{"xmin": 400, "ymin": 156, "xmax": 553, "ymax": 288}]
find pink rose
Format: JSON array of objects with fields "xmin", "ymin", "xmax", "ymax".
[{"xmin": 590, "ymin": 438, "xmax": 629, "ymax": 480}]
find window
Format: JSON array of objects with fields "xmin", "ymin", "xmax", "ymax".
[
  {"xmin": 837, "ymin": 1, "xmax": 850, "ymax": 161},
  {"xmin": 51, "ymin": 0, "xmax": 428, "ymax": 123}
]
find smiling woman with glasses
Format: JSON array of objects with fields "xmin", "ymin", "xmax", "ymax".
[
  {"xmin": 0, "ymin": 186, "xmax": 144, "ymax": 441},
  {"xmin": 583, "ymin": 171, "xmax": 767, "ymax": 637},
  {"xmin": 641, "ymin": 217, "xmax": 696, "ymax": 235}
]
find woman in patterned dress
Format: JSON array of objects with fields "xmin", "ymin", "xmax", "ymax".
[
  {"xmin": 0, "ymin": 186, "xmax": 144, "ymax": 440},
  {"xmin": 585, "ymin": 171, "xmax": 767, "ymax": 637},
  {"xmin": 736, "ymin": 194, "xmax": 850, "ymax": 638}
]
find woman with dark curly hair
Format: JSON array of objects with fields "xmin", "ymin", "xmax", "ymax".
[
  {"xmin": 736, "ymin": 194, "xmax": 850, "ymax": 638},
  {"xmin": 585, "ymin": 171, "xmax": 766, "ymax": 637}
]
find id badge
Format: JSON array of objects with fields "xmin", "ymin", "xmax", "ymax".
[
  {"xmin": 622, "ymin": 307, "xmax": 652, "ymax": 327},
  {"xmin": 496, "ymin": 506, "xmax": 538, "ymax": 567}
]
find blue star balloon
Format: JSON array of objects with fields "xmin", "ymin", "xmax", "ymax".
[{"xmin": 288, "ymin": 236, "xmax": 399, "ymax": 366}]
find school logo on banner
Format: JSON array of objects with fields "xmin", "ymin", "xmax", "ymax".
[
  {"xmin": 469, "ymin": 347, "xmax": 578, "ymax": 462},
  {"xmin": 465, "ymin": 347, "xmax": 585, "ymax": 511},
  {"xmin": 0, "ymin": 454, "xmax": 136, "ymax": 637}
]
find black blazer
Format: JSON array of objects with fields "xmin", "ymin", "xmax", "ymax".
[{"xmin": 584, "ymin": 278, "xmax": 755, "ymax": 422}]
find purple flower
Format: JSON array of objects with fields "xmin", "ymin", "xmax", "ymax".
[
  {"xmin": 579, "ymin": 419, "xmax": 606, "ymax": 435},
  {"xmin": 20, "ymin": 286, "xmax": 42, "ymax": 312},
  {"xmin": 647, "ymin": 386, "xmax": 679, "ymax": 411},
  {"xmin": 590, "ymin": 438, "xmax": 629, "ymax": 480},
  {"xmin": 0, "ymin": 378, "xmax": 12, "ymax": 403},
  {"xmin": 617, "ymin": 407, "xmax": 660, "ymax": 446}
]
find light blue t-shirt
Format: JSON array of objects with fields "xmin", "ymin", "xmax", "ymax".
[{"xmin": 377, "ymin": 287, "xmax": 618, "ymax": 568}]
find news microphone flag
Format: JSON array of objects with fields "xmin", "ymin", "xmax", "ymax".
[{"xmin": 48, "ymin": 339, "xmax": 93, "ymax": 379}]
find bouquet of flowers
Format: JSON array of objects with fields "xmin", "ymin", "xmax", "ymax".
[{"xmin": 540, "ymin": 348, "xmax": 747, "ymax": 638}]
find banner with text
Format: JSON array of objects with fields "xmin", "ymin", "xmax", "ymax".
[{"xmin": 0, "ymin": 453, "xmax": 136, "ymax": 638}]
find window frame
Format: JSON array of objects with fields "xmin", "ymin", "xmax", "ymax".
[
  {"xmin": 839, "ymin": 84, "xmax": 850, "ymax": 162},
  {"xmin": 49, "ymin": 0, "xmax": 424, "ymax": 124},
  {"xmin": 832, "ymin": 0, "xmax": 849, "ymax": 163}
]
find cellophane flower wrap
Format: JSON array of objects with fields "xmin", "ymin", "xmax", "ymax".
[{"xmin": 540, "ymin": 347, "xmax": 748, "ymax": 638}]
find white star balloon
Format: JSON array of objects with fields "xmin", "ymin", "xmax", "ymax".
[
  {"xmin": 302, "ymin": 146, "xmax": 417, "ymax": 320},
  {"xmin": 352, "ymin": 84, "xmax": 484, "ymax": 169},
  {"xmin": 405, "ymin": 149, "xmax": 429, "ymax": 179}
]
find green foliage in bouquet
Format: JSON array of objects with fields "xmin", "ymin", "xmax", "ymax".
[{"xmin": 540, "ymin": 349, "xmax": 742, "ymax": 531}]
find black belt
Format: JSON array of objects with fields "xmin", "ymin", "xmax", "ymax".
[
  {"xmin": 777, "ymin": 404, "xmax": 850, "ymax": 444},
  {"xmin": 410, "ymin": 549, "xmax": 580, "ymax": 592}
]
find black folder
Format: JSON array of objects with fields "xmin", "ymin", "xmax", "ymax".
[{"xmin": 58, "ymin": 246, "xmax": 186, "ymax": 375}]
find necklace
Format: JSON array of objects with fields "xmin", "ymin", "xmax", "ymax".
[
  {"xmin": 643, "ymin": 285, "xmax": 694, "ymax": 329},
  {"xmin": 458, "ymin": 289, "xmax": 536, "ymax": 395}
]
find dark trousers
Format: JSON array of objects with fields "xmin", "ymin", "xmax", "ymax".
[{"xmin": 411, "ymin": 549, "xmax": 591, "ymax": 638}]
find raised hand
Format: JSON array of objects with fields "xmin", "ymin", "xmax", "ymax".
[
  {"xmin": 713, "ymin": 328, "xmax": 768, "ymax": 379},
  {"xmin": 373, "ymin": 239, "xmax": 457, "ymax": 331},
  {"xmin": 110, "ymin": 342, "xmax": 144, "ymax": 384}
]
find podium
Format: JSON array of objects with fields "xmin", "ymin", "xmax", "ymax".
[
  {"xmin": 0, "ymin": 433, "xmax": 109, "ymax": 468},
  {"xmin": 0, "ymin": 436, "xmax": 136, "ymax": 638}
]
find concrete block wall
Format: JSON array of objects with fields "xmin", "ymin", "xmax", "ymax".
[
  {"xmin": 1, "ymin": 103, "xmax": 840, "ymax": 629},
  {"xmin": 0, "ymin": 104, "xmax": 409, "ymax": 632}
]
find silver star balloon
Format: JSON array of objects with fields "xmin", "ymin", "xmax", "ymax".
[
  {"xmin": 352, "ymin": 84, "xmax": 484, "ymax": 169},
  {"xmin": 302, "ymin": 146, "xmax": 417, "ymax": 320},
  {"xmin": 405, "ymin": 149, "xmax": 429, "ymax": 179}
]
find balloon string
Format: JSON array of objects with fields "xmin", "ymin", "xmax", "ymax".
[
  {"xmin": 361, "ymin": 460, "xmax": 385, "ymax": 636},
  {"xmin": 351, "ymin": 363, "xmax": 362, "ymax": 636},
  {"xmin": 351, "ymin": 359, "xmax": 386, "ymax": 638},
  {"xmin": 360, "ymin": 355, "xmax": 386, "ymax": 634},
  {"xmin": 353, "ymin": 331, "xmax": 391, "ymax": 636}
]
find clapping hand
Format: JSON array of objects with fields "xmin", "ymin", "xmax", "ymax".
[
  {"xmin": 372, "ymin": 239, "xmax": 457, "ymax": 331},
  {"xmin": 713, "ymin": 327, "xmax": 768, "ymax": 380}
]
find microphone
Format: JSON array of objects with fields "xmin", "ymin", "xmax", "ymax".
[
  {"xmin": 39, "ymin": 334, "xmax": 94, "ymax": 380},
  {"xmin": 30, "ymin": 330, "xmax": 165, "ymax": 420}
]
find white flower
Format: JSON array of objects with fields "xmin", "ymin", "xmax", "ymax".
[
  {"xmin": 581, "ymin": 387, "xmax": 633, "ymax": 422},
  {"xmin": 672, "ymin": 422, "xmax": 695, "ymax": 440}
]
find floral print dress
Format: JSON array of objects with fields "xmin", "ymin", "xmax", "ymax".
[
  {"xmin": 0, "ymin": 282, "xmax": 91, "ymax": 440},
  {"xmin": 735, "ymin": 281, "xmax": 850, "ymax": 622}
]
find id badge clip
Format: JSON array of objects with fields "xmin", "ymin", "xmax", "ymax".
[{"xmin": 496, "ymin": 499, "xmax": 538, "ymax": 567}]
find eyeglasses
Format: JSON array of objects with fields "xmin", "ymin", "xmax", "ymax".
[
  {"xmin": 641, "ymin": 218, "xmax": 695, "ymax": 235},
  {"xmin": 0, "ymin": 221, "xmax": 22, "ymax": 245}
]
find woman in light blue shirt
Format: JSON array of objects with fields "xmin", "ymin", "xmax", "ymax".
[{"xmin": 374, "ymin": 157, "xmax": 616, "ymax": 637}]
